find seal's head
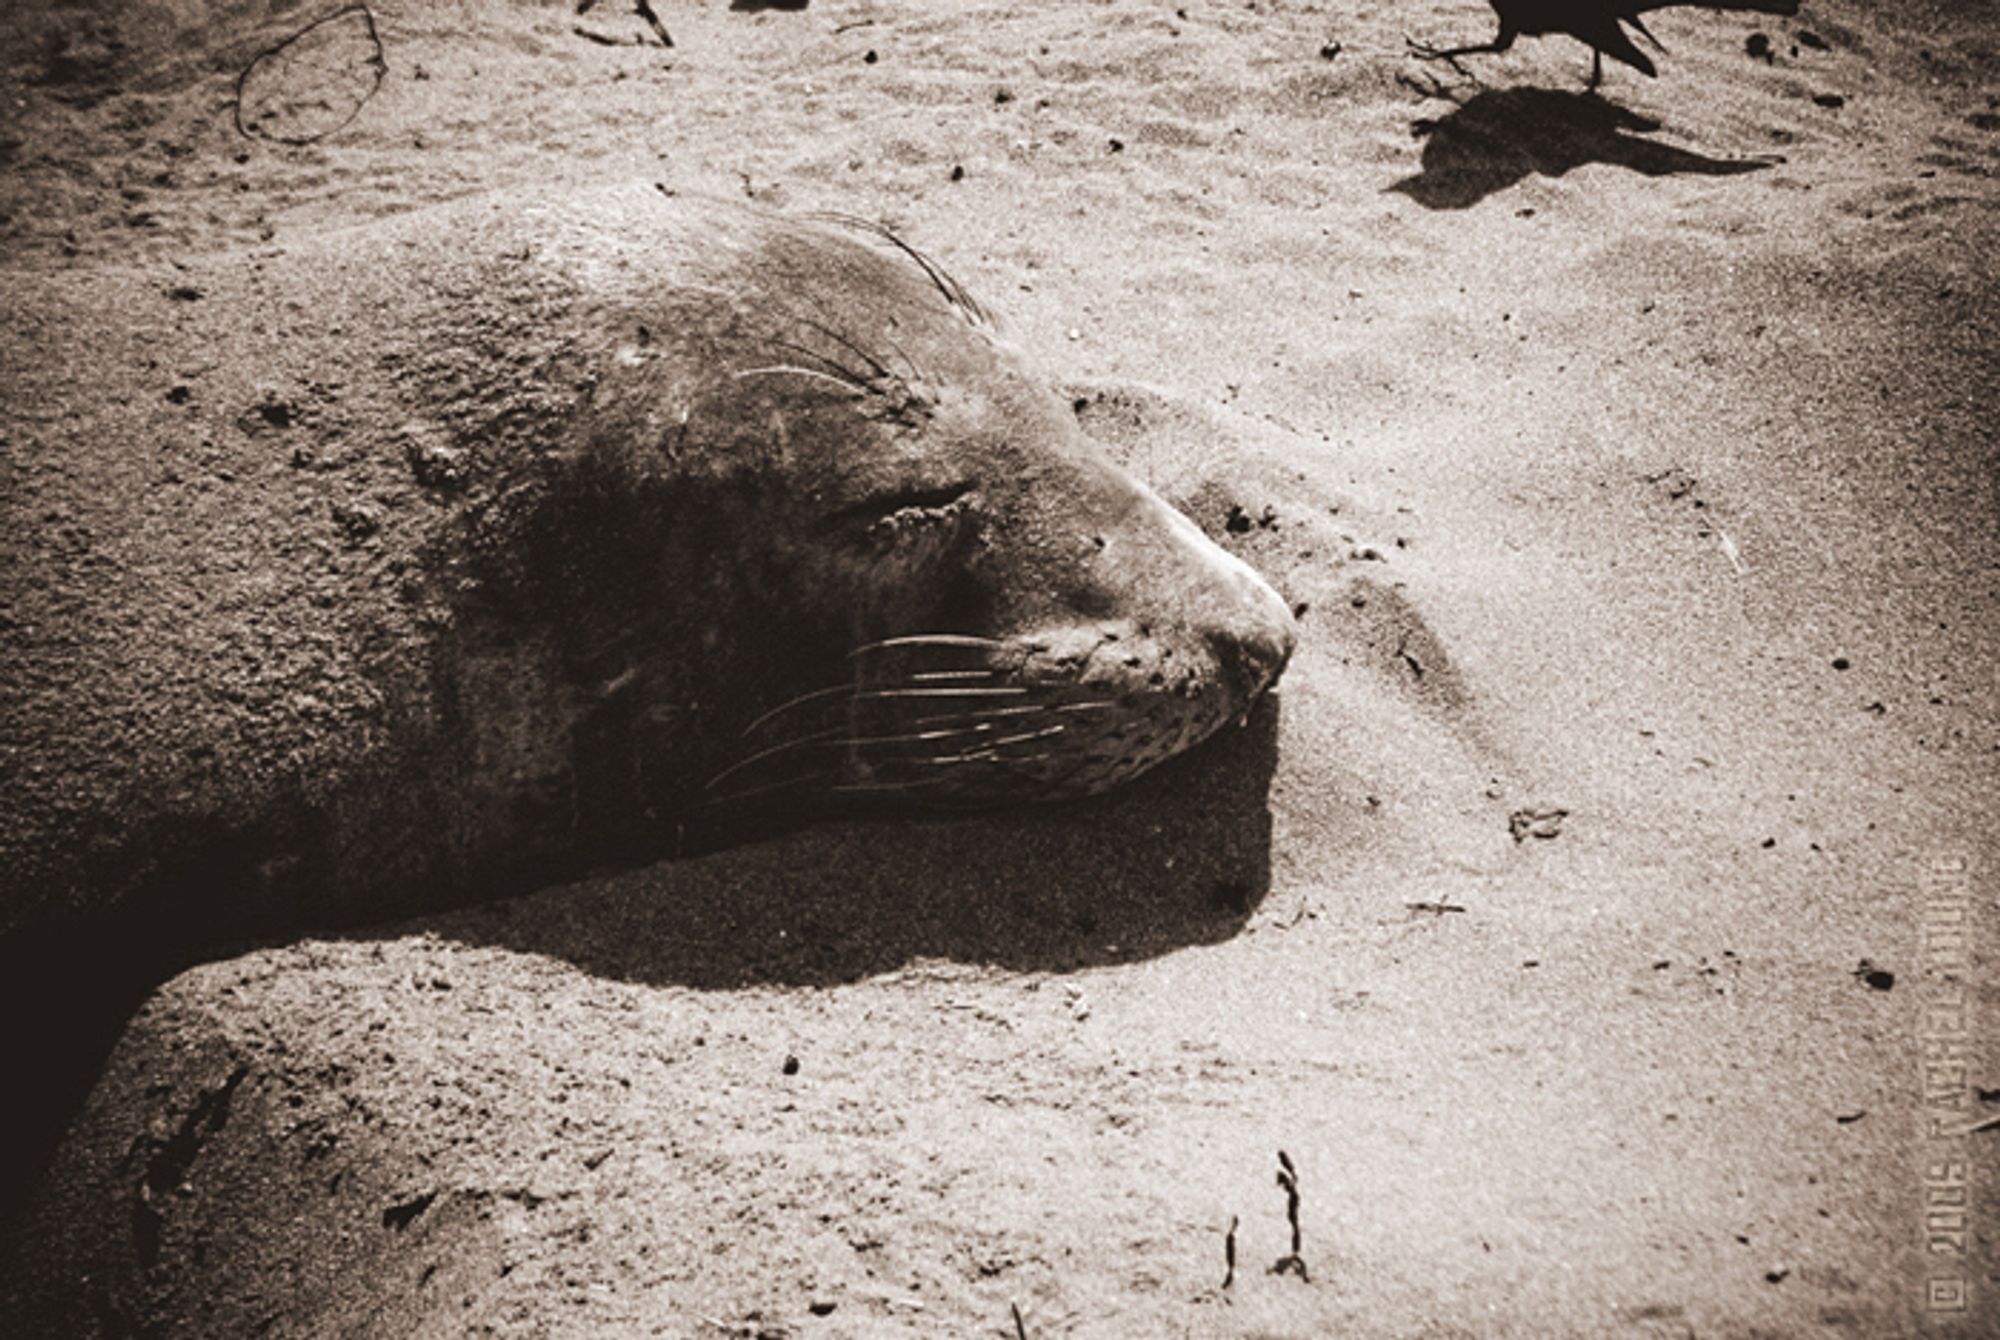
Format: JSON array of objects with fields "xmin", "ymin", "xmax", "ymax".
[
  {"xmin": 1, "ymin": 183, "xmax": 1296, "ymax": 948},
  {"xmin": 552, "ymin": 205, "xmax": 1296, "ymax": 819}
]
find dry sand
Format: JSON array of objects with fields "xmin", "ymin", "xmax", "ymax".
[{"xmin": 2, "ymin": 1, "xmax": 1996, "ymax": 1336}]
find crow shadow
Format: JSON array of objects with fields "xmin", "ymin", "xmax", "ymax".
[{"xmin": 1388, "ymin": 82, "xmax": 1778, "ymax": 210}]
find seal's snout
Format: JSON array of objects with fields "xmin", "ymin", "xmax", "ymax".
[
  {"xmin": 1207, "ymin": 590, "xmax": 1297, "ymax": 709},
  {"xmin": 1156, "ymin": 495, "xmax": 1298, "ymax": 711},
  {"xmin": 929, "ymin": 497, "xmax": 1296, "ymax": 801}
]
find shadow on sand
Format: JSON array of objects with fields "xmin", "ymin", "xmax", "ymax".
[
  {"xmin": 411, "ymin": 694, "xmax": 1285, "ymax": 990},
  {"xmin": 1388, "ymin": 83, "xmax": 1778, "ymax": 210},
  {"xmin": 0, "ymin": 697, "xmax": 1282, "ymax": 1253}
]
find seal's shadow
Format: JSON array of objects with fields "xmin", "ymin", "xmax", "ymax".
[
  {"xmin": 1388, "ymin": 85, "xmax": 1776, "ymax": 210},
  {"xmin": 412, "ymin": 695, "xmax": 1284, "ymax": 987}
]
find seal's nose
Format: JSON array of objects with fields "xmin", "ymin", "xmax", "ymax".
[
  {"xmin": 1207, "ymin": 579, "xmax": 1297, "ymax": 706},
  {"xmin": 1135, "ymin": 490, "xmax": 1298, "ymax": 708}
]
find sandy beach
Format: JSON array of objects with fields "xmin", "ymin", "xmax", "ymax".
[{"xmin": 2, "ymin": 1, "xmax": 1995, "ymax": 1335}]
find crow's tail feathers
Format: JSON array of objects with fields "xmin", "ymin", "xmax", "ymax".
[{"xmin": 1607, "ymin": 29, "xmax": 1659, "ymax": 76}]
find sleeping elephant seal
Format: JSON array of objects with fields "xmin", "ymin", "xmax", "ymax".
[{"xmin": 0, "ymin": 181, "xmax": 1296, "ymax": 948}]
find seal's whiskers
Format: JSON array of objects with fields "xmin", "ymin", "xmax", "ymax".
[
  {"xmin": 910, "ymin": 699, "xmax": 1116, "ymax": 728},
  {"xmin": 872, "ymin": 323, "xmax": 928, "ymax": 390},
  {"xmin": 844, "ymin": 725, "xmax": 1067, "ymax": 787},
  {"xmin": 735, "ymin": 630, "xmax": 1013, "ymax": 750},
  {"xmin": 954, "ymin": 723, "xmax": 1067, "ymax": 754},
  {"xmin": 790, "ymin": 314, "xmax": 899, "ymax": 387},
  {"xmin": 862, "ymin": 686, "xmax": 1029, "ymax": 701},
  {"xmin": 714, "ymin": 634, "xmax": 1017, "ymax": 802},
  {"xmin": 703, "ymin": 770, "xmax": 836, "ymax": 806},
  {"xmin": 713, "ymin": 615, "xmax": 1201, "ymax": 811},
  {"xmin": 828, "ymin": 776, "xmax": 955, "ymax": 795},
  {"xmin": 703, "ymin": 725, "xmax": 851, "ymax": 792},
  {"xmin": 908, "ymin": 669, "xmax": 999, "ymax": 683},
  {"xmin": 830, "ymin": 740, "xmax": 1067, "ymax": 798},
  {"xmin": 812, "ymin": 214, "xmax": 992, "ymax": 327},
  {"xmin": 739, "ymin": 682, "xmax": 860, "ymax": 738},
  {"xmin": 849, "ymin": 633, "xmax": 1005, "ymax": 658},
  {"xmin": 841, "ymin": 722, "xmax": 1020, "ymax": 750},
  {"xmin": 759, "ymin": 335, "xmax": 877, "ymax": 393}
]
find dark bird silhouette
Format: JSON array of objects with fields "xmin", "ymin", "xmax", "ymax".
[{"xmin": 1409, "ymin": 1, "xmax": 1803, "ymax": 89}]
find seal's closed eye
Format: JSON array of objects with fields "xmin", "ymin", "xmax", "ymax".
[
  {"xmin": 846, "ymin": 483, "xmax": 979, "ymax": 557},
  {"xmin": 831, "ymin": 481, "xmax": 976, "ymax": 523}
]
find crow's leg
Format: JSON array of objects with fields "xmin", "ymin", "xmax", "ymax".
[{"xmin": 1406, "ymin": 23, "xmax": 1518, "ymax": 78}]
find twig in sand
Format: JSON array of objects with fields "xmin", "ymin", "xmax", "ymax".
[
  {"xmin": 1509, "ymin": 806, "xmax": 1569, "ymax": 843},
  {"xmin": 1407, "ymin": 900, "xmax": 1468, "ymax": 916},
  {"xmin": 1011, "ymin": 1300, "xmax": 1029, "ymax": 1339},
  {"xmin": 1222, "ymin": 1213, "xmax": 1239, "ymax": 1290},
  {"xmin": 234, "ymin": 4, "xmax": 386, "ymax": 145},
  {"xmin": 576, "ymin": 2, "xmax": 671, "ymax": 48},
  {"xmin": 1270, "ymin": 1150, "xmax": 1310, "ymax": 1281},
  {"xmin": 634, "ymin": 0, "xmax": 674, "ymax": 47},
  {"xmin": 1717, "ymin": 528, "xmax": 1744, "ymax": 574}
]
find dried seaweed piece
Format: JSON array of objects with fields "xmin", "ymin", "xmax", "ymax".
[{"xmin": 235, "ymin": 4, "xmax": 387, "ymax": 146}]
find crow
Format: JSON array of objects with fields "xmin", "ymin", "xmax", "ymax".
[{"xmin": 1408, "ymin": 1, "xmax": 1803, "ymax": 89}]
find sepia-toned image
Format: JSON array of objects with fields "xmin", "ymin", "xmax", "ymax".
[{"xmin": 1, "ymin": 2, "xmax": 1994, "ymax": 1335}]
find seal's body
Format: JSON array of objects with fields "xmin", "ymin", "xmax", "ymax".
[{"xmin": 0, "ymin": 184, "xmax": 1294, "ymax": 944}]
